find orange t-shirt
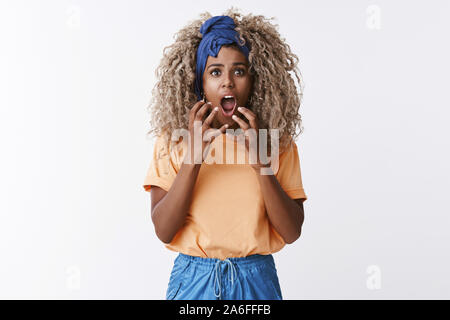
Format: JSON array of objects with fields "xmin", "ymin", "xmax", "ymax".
[{"xmin": 143, "ymin": 133, "xmax": 307, "ymax": 259}]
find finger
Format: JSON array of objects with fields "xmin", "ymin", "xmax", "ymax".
[
  {"xmin": 231, "ymin": 114, "xmax": 250, "ymax": 130},
  {"xmin": 204, "ymin": 123, "xmax": 229, "ymax": 143},
  {"xmin": 219, "ymin": 123, "xmax": 229, "ymax": 134},
  {"xmin": 204, "ymin": 106, "xmax": 219, "ymax": 127},
  {"xmin": 189, "ymin": 101, "xmax": 208, "ymax": 124},
  {"xmin": 195, "ymin": 102, "xmax": 212, "ymax": 121},
  {"xmin": 211, "ymin": 123, "xmax": 229, "ymax": 140},
  {"xmin": 202, "ymin": 142, "xmax": 212, "ymax": 160},
  {"xmin": 237, "ymin": 107, "xmax": 258, "ymax": 129}
]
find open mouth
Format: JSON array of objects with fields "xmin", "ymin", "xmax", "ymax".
[{"xmin": 220, "ymin": 96, "xmax": 237, "ymax": 117}]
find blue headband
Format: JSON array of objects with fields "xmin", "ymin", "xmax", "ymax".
[{"xmin": 194, "ymin": 15, "xmax": 250, "ymax": 101}]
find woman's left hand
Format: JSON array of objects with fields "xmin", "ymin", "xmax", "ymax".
[{"xmin": 231, "ymin": 107, "xmax": 272, "ymax": 171}]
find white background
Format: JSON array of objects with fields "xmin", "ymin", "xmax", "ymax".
[{"xmin": 1, "ymin": 0, "xmax": 449, "ymax": 299}]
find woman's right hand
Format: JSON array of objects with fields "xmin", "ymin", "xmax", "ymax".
[{"xmin": 184, "ymin": 100, "xmax": 228, "ymax": 165}]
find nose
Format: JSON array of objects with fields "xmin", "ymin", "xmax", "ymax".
[{"xmin": 222, "ymin": 71, "xmax": 234, "ymax": 88}]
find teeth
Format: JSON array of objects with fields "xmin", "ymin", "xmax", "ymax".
[{"xmin": 224, "ymin": 96, "xmax": 234, "ymax": 99}]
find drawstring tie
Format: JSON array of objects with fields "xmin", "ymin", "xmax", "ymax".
[{"xmin": 214, "ymin": 258, "xmax": 237, "ymax": 299}]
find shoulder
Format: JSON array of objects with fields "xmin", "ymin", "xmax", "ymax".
[
  {"xmin": 278, "ymin": 135, "xmax": 298, "ymax": 159},
  {"xmin": 154, "ymin": 131, "xmax": 183, "ymax": 149},
  {"xmin": 154, "ymin": 132, "xmax": 187, "ymax": 163}
]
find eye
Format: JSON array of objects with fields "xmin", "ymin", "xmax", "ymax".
[
  {"xmin": 235, "ymin": 68, "xmax": 245, "ymax": 76},
  {"xmin": 210, "ymin": 68, "xmax": 246, "ymax": 77},
  {"xmin": 210, "ymin": 68, "xmax": 221, "ymax": 76}
]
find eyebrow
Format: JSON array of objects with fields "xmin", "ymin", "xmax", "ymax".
[{"xmin": 206, "ymin": 62, "xmax": 248, "ymax": 70}]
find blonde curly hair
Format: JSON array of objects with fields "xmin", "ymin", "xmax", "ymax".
[{"xmin": 146, "ymin": 7, "xmax": 304, "ymax": 153}]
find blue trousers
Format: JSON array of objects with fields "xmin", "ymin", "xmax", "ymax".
[{"xmin": 166, "ymin": 253, "xmax": 283, "ymax": 300}]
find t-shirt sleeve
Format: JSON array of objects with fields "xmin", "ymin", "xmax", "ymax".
[
  {"xmin": 275, "ymin": 139, "xmax": 308, "ymax": 201},
  {"xmin": 143, "ymin": 135, "xmax": 180, "ymax": 193}
]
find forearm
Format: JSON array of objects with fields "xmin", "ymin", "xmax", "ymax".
[
  {"xmin": 254, "ymin": 168, "xmax": 304, "ymax": 244},
  {"xmin": 151, "ymin": 162, "xmax": 201, "ymax": 243}
]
